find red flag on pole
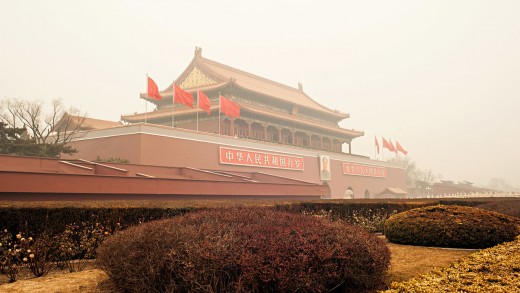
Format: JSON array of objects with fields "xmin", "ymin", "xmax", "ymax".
[
  {"xmin": 220, "ymin": 96, "xmax": 240, "ymax": 118},
  {"xmin": 389, "ymin": 139, "xmax": 397, "ymax": 153},
  {"xmin": 382, "ymin": 137, "xmax": 396, "ymax": 152},
  {"xmin": 174, "ymin": 84, "xmax": 194, "ymax": 108},
  {"xmin": 198, "ymin": 90, "xmax": 211, "ymax": 115},
  {"xmin": 396, "ymin": 140, "xmax": 408, "ymax": 155},
  {"xmin": 147, "ymin": 77, "xmax": 162, "ymax": 100},
  {"xmin": 375, "ymin": 136, "xmax": 380, "ymax": 154}
]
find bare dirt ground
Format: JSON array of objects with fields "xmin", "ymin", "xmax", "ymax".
[{"xmin": 0, "ymin": 238, "xmax": 476, "ymax": 293}]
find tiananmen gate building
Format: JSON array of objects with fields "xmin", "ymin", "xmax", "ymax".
[{"xmin": 21, "ymin": 47, "xmax": 405, "ymax": 200}]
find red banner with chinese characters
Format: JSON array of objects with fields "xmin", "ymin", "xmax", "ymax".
[
  {"xmin": 342, "ymin": 162, "xmax": 387, "ymax": 178},
  {"xmin": 220, "ymin": 147, "xmax": 304, "ymax": 171}
]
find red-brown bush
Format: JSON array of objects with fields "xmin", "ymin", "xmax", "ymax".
[
  {"xmin": 384, "ymin": 205, "xmax": 520, "ymax": 248},
  {"xmin": 97, "ymin": 207, "xmax": 390, "ymax": 292}
]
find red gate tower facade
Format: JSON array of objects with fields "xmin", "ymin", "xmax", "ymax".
[
  {"xmin": 123, "ymin": 47, "xmax": 361, "ymax": 154},
  {"xmin": 67, "ymin": 47, "xmax": 406, "ymax": 198}
]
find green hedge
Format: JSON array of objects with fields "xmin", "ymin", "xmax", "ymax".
[
  {"xmin": 0, "ymin": 197, "xmax": 517, "ymax": 237},
  {"xmin": 276, "ymin": 201, "xmax": 428, "ymax": 218},
  {"xmin": 0, "ymin": 207, "xmax": 196, "ymax": 236},
  {"xmin": 476, "ymin": 199, "xmax": 520, "ymax": 218},
  {"xmin": 276, "ymin": 198, "xmax": 520, "ymax": 219}
]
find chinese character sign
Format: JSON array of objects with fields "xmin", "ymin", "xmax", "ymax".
[
  {"xmin": 220, "ymin": 147, "xmax": 304, "ymax": 171},
  {"xmin": 342, "ymin": 163, "xmax": 387, "ymax": 178}
]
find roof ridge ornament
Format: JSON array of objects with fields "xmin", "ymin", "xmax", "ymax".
[
  {"xmin": 195, "ymin": 46, "xmax": 202, "ymax": 58},
  {"xmin": 298, "ymin": 82, "xmax": 303, "ymax": 91}
]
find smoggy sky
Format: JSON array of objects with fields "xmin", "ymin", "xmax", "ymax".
[{"xmin": 1, "ymin": 1, "xmax": 519, "ymax": 187}]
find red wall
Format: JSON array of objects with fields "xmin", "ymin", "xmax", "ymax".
[
  {"xmin": 67, "ymin": 127, "xmax": 406, "ymax": 199},
  {"xmin": 69, "ymin": 134, "xmax": 142, "ymax": 163}
]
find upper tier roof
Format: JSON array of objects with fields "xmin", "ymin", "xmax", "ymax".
[{"xmin": 147, "ymin": 47, "xmax": 348, "ymax": 120}]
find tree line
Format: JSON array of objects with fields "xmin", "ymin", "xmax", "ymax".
[{"xmin": 0, "ymin": 98, "xmax": 86, "ymax": 158}]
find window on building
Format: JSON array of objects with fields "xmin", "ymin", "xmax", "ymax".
[
  {"xmin": 294, "ymin": 132, "xmax": 309, "ymax": 147},
  {"xmin": 234, "ymin": 120, "xmax": 249, "ymax": 138},
  {"xmin": 322, "ymin": 137, "xmax": 331, "ymax": 150},
  {"xmin": 311, "ymin": 135, "xmax": 321, "ymax": 149},
  {"xmin": 267, "ymin": 126, "xmax": 279, "ymax": 142},
  {"xmin": 332, "ymin": 140, "xmax": 342, "ymax": 152},
  {"xmin": 250, "ymin": 123, "xmax": 265, "ymax": 140},
  {"xmin": 221, "ymin": 120, "xmax": 231, "ymax": 136},
  {"xmin": 281, "ymin": 129, "xmax": 292, "ymax": 144}
]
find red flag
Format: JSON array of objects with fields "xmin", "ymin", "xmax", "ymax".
[
  {"xmin": 389, "ymin": 139, "xmax": 397, "ymax": 153},
  {"xmin": 375, "ymin": 136, "xmax": 380, "ymax": 154},
  {"xmin": 382, "ymin": 137, "xmax": 396, "ymax": 152},
  {"xmin": 396, "ymin": 140, "xmax": 408, "ymax": 155},
  {"xmin": 198, "ymin": 91, "xmax": 211, "ymax": 115},
  {"xmin": 147, "ymin": 77, "xmax": 162, "ymax": 100},
  {"xmin": 220, "ymin": 96, "xmax": 240, "ymax": 118},
  {"xmin": 174, "ymin": 84, "xmax": 194, "ymax": 108}
]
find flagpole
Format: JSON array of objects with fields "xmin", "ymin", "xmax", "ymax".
[
  {"xmin": 218, "ymin": 92, "xmax": 221, "ymax": 135},
  {"xmin": 196, "ymin": 91, "xmax": 199, "ymax": 132},
  {"xmin": 145, "ymin": 74, "xmax": 148, "ymax": 124},
  {"xmin": 374, "ymin": 133, "xmax": 376, "ymax": 160},
  {"xmin": 171, "ymin": 86, "xmax": 175, "ymax": 128},
  {"xmin": 384, "ymin": 138, "xmax": 387, "ymax": 161}
]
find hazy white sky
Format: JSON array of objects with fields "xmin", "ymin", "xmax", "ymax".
[{"xmin": 1, "ymin": 1, "xmax": 519, "ymax": 187}]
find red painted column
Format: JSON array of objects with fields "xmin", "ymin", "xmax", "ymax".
[{"xmin": 230, "ymin": 118, "xmax": 235, "ymax": 136}]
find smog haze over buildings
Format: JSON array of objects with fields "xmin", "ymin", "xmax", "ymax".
[{"xmin": 1, "ymin": 1, "xmax": 519, "ymax": 189}]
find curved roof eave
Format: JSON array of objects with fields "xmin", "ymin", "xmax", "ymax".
[
  {"xmin": 141, "ymin": 50, "xmax": 351, "ymax": 121},
  {"xmin": 238, "ymin": 103, "xmax": 363, "ymax": 139},
  {"xmin": 228, "ymin": 81, "xmax": 350, "ymax": 120},
  {"xmin": 198, "ymin": 56, "xmax": 349, "ymax": 119}
]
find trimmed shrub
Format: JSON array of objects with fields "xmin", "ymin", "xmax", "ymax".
[
  {"xmin": 384, "ymin": 205, "xmax": 520, "ymax": 248},
  {"xmin": 276, "ymin": 201, "xmax": 429, "ymax": 233},
  {"xmin": 476, "ymin": 199, "xmax": 520, "ymax": 218},
  {"xmin": 0, "ymin": 207, "xmax": 194, "ymax": 236},
  {"xmin": 97, "ymin": 207, "xmax": 390, "ymax": 292},
  {"xmin": 53, "ymin": 222, "xmax": 114, "ymax": 272}
]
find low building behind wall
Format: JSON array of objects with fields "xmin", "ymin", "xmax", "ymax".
[{"xmin": 66, "ymin": 124, "xmax": 406, "ymax": 199}]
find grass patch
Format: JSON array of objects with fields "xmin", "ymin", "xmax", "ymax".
[{"xmin": 383, "ymin": 237, "xmax": 475, "ymax": 283}]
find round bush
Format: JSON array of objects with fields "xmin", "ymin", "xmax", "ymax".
[
  {"xmin": 97, "ymin": 207, "xmax": 390, "ymax": 292},
  {"xmin": 384, "ymin": 205, "xmax": 520, "ymax": 248}
]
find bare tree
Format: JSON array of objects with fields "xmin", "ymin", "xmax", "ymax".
[
  {"xmin": 389, "ymin": 156, "xmax": 420, "ymax": 186},
  {"xmin": 487, "ymin": 178, "xmax": 513, "ymax": 192},
  {"xmin": 0, "ymin": 98, "xmax": 87, "ymax": 157},
  {"xmin": 416, "ymin": 169, "xmax": 439, "ymax": 187}
]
